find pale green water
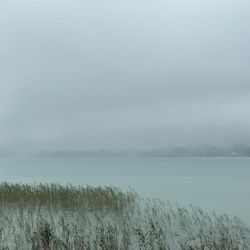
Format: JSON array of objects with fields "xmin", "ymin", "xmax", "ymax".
[{"xmin": 1, "ymin": 157, "xmax": 250, "ymax": 222}]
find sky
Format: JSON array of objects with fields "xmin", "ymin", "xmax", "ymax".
[{"xmin": 0, "ymin": 0, "xmax": 250, "ymax": 151}]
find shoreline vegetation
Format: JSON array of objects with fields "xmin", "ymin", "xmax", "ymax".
[
  {"xmin": 0, "ymin": 183, "xmax": 249, "ymax": 249},
  {"xmin": 2, "ymin": 144, "xmax": 250, "ymax": 158},
  {"xmin": 0, "ymin": 144, "xmax": 250, "ymax": 158},
  {"xmin": 37, "ymin": 144, "xmax": 250, "ymax": 158}
]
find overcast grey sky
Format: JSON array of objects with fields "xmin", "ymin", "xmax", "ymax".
[{"xmin": 0, "ymin": 0, "xmax": 250, "ymax": 151}]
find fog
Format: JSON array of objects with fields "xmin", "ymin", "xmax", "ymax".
[{"xmin": 0, "ymin": 0, "xmax": 250, "ymax": 151}]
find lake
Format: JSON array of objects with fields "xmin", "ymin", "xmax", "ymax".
[{"xmin": 1, "ymin": 157, "xmax": 250, "ymax": 222}]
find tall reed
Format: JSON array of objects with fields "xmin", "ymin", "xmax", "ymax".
[{"xmin": 0, "ymin": 183, "xmax": 249, "ymax": 249}]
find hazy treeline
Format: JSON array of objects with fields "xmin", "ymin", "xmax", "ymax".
[
  {"xmin": 35, "ymin": 144, "xmax": 250, "ymax": 158},
  {"xmin": 2, "ymin": 144, "xmax": 250, "ymax": 158}
]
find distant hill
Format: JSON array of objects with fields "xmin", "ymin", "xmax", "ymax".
[{"xmin": 35, "ymin": 144, "xmax": 250, "ymax": 158}]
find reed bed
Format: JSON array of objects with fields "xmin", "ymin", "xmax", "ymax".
[
  {"xmin": 0, "ymin": 183, "xmax": 249, "ymax": 249},
  {"xmin": 0, "ymin": 183, "xmax": 136, "ymax": 212}
]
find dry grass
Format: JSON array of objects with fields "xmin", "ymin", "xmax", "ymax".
[{"xmin": 0, "ymin": 183, "xmax": 249, "ymax": 249}]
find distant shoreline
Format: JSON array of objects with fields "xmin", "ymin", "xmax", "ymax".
[{"xmin": 2, "ymin": 144, "xmax": 250, "ymax": 158}]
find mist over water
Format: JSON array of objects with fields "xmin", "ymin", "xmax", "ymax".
[
  {"xmin": 0, "ymin": 0, "xmax": 250, "ymax": 152},
  {"xmin": 1, "ymin": 0, "xmax": 250, "ymax": 232}
]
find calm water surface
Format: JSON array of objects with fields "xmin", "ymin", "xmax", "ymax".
[{"xmin": 1, "ymin": 157, "xmax": 250, "ymax": 222}]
